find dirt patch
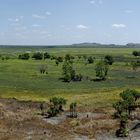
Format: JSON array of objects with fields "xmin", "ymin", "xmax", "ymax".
[{"xmin": 0, "ymin": 98, "xmax": 139, "ymax": 140}]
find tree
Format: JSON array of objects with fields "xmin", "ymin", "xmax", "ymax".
[
  {"xmin": 64, "ymin": 54, "xmax": 74, "ymax": 63},
  {"xmin": 44, "ymin": 52, "xmax": 51, "ymax": 59},
  {"xmin": 62, "ymin": 60, "xmax": 75, "ymax": 82},
  {"xmin": 47, "ymin": 97, "xmax": 67, "ymax": 117},
  {"xmin": 132, "ymin": 51, "xmax": 140, "ymax": 56},
  {"xmin": 104, "ymin": 55, "xmax": 114, "ymax": 65},
  {"xmin": 116, "ymin": 112, "xmax": 129, "ymax": 137},
  {"xmin": 57, "ymin": 56, "xmax": 63, "ymax": 62},
  {"xmin": 95, "ymin": 60, "xmax": 109, "ymax": 80},
  {"xmin": 113, "ymin": 89, "xmax": 140, "ymax": 137},
  {"xmin": 18, "ymin": 53, "xmax": 30, "ymax": 60},
  {"xmin": 32, "ymin": 52, "xmax": 43, "ymax": 60}
]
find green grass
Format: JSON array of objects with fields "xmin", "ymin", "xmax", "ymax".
[{"xmin": 0, "ymin": 47, "xmax": 140, "ymax": 109}]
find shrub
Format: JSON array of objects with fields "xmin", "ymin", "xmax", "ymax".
[
  {"xmin": 87, "ymin": 56, "xmax": 94, "ymax": 64},
  {"xmin": 55, "ymin": 60, "xmax": 59, "ymax": 66},
  {"xmin": 57, "ymin": 56, "xmax": 63, "ymax": 62},
  {"xmin": 32, "ymin": 52, "xmax": 43, "ymax": 60},
  {"xmin": 18, "ymin": 53, "xmax": 30, "ymax": 60},
  {"xmin": 132, "ymin": 51, "xmax": 140, "ymax": 56},
  {"xmin": 104, "ymin": 55, "xmax": 114, "ymax": 65},
  {"xmin": 47, "ymin": 97, "xmax": 67, "ymax": 117},
  {"xmin": 131, "ymin": 60, "xmax": 140, "ymax": 71}
]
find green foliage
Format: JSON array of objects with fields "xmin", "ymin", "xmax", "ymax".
[
  {"xmin": 47, "ymin": 97, "xmax": 67, "ymax": 117},
  {"xmin": 83, "ymin": 55, "xmax": 87, "ymax": 60},
  {"xmin": 62, "ymin": 59, "xmax": 75, "ymax": 82},
  {"xmin": 116, "ymin": 112, "xmax": 129, "ymax": 137},
  {"xmin": 18, "ymin": 53, "xmax": 30, "ymax": 60},
  {"xmin": 87, "ymin": 56, "xmax": 94, "ymax": 64},
  {"xmin": 95, "ymin": 60, "xmax": 109, "ymax": 80},
  {"xmin": 55, "ymin": 59, "xmax": 59, "ymax": 66},
  {"xmin": 56, "ymin": 56, "xmax": 63, "ymax": 62},
  {"xmin": 113, "ymin": 89, "xmax": 139, "ymax": 117},
  {"xmin": 104, "ymin": 55, "xmax": 114, "ymax": 65},
  {"xmin": 32, "ymin": 52, "xmax": 43, "ymax": 60},
  {"xmin": 113, "ymin": 89, "xmax": 140, "ymax": 137},
  {"xmin": 64, "ymin": 54, "xmax": 74, "ymax": 63},
  {"xmin": 55, "ymin": 56, "xmax": 63, "ymax": 65},
  {"xmin": 132, "ymin": 50, "xmax": 140, "ymax": 56},
  {"xmin": 44, "ymin": 52, "xmax": 51, "ymax": 59},
  {"xmin": 131, "ymin": 60, "xmax": 140, "ymax": 71}
]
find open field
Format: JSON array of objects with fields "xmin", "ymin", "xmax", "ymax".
[{"xmin": 0, "ymin": 47, "xmax": 140, "ymax": 105}]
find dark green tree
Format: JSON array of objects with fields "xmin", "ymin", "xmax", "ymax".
[
  {"xmin": 18, "ymin": 53, "xmax": 30, "ymax": 60},
  {"xmin": 44, "ymin": 52, "xmax": 51, "ymax": 59},
  {"xmin": 57, "ymin": 56, "xmax": 63, "ymax": 62},
  {"xmin": 32, "ymin": 52, "xmax": 43, "ymax": 60},
  {"xmin": 132, "ymin": 51, "xmax": 140, "ymax": 56}
]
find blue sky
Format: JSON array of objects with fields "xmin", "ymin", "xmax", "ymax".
[{"xmin": 0, "ymin": 0, "xmax": 140, "ymax": 45}]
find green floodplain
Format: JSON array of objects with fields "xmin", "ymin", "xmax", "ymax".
[{"xmin": 0, "ymin": 47, "xmax": 140, "ymax": 109}]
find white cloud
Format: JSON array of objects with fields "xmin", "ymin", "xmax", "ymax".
[
  {"xmin": 90, "ymin": 0, "xmax": 95, "ymax": 4},
  {"xmin": 76, "ymin": 24, "xmax": 88, "ymax": 29},
  {"xmin": 46, "ymin": 11, "xmax": 51, "ymax": 15},
  {"xmin": 112, "ymin": 24, "xmax": 126, "ymax": 28},
  {"xmin": 8, "ymin": 18, "xmax": 19, "ymax": 22},
  {"xmin": 32, "ymin": 24, "xmax": 41, "ymax": 27},
  {"xmin": 8, "ymin": 16, "xmax": 24, "ymax": 22},
  {"xmin": 90, "ymin": 0, "xmax": 103, "ymax": 5},
  {"xmin": 32, "ymin": 14, "xmax": 46, "ymax": 19}
]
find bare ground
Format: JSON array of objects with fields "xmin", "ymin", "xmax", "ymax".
[{"xmin": 0, "ymin": 98, "xmax": 139, "ymax": 140}]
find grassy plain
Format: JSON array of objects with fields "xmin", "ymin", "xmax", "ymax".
[{"xmin": 0, "ymin": 47, "xmax": 140, "ymax": 109}]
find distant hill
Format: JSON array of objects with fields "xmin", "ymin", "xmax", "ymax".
[
  {"xmin": 72, "ymin": 42, "xmax": 125, "ymax": 48},
  {"xmin": 126, "ymin": 43, "xmax": 140, "ymax": 48},
  {"xmin": 0, "ymin": 43, "xmax": 140, "ymax": 48}
]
